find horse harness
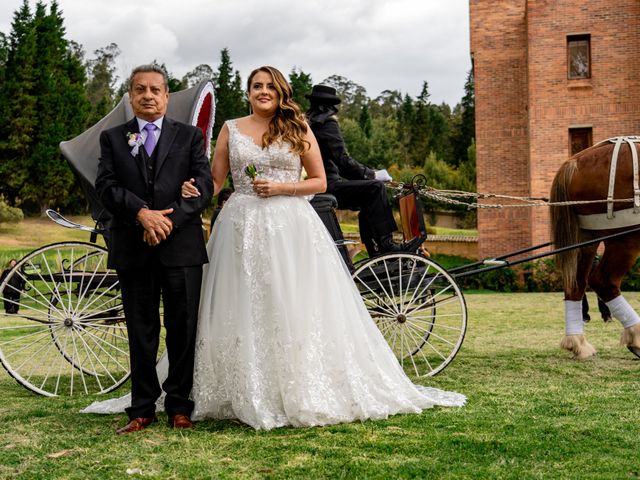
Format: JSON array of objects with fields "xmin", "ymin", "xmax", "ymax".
[{"xmin": 578, "ymin": 136, "xmax": 640, "ymax": 230}]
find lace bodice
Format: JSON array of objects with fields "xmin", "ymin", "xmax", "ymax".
[{"xmin": 227, "ymin": 119, "xmax": 302, "ymax": 195}]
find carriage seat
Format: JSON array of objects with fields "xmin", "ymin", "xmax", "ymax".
[
  {"xmin": 309, "ymin": 193, "xmax": 338, "ymax": 211},
  {"xmin": 310, "ymin": 192, "xmax": 361, "ymax": 213},
  {"xmin": 309, "ymin": 194, "xmax": 351, "ymax": 265}
]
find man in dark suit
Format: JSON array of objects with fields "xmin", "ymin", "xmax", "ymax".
[
  {"xmin": 1, "ymin": 259, "xmax": 24, "ymax": 314},
  {"xmin": 96, "ymin": 64, "xmax": 212, "ymax": 434},
  {"xmin": 306, "ymin": 85, "xmax": 422, "ymax": 256}
]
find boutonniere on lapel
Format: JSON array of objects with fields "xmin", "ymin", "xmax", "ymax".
[{"xmin": 126, "ymin": 132, "xmax": 144, "ymax": 156}]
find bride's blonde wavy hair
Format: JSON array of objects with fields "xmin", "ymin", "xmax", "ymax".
[{"xmin": 247, "ymin": 66, "xmax": 309, "ymax": 155}]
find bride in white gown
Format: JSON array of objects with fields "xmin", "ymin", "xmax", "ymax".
[{"xmin": 83, "ymin": 66, "xmax": 464, "ymax": 429}]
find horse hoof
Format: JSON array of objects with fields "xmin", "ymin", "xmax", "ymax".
[
  {"xmin": 627, "ymin": 346, "xmax": 640, "ymax": 359},
  {"xmin": 602, "ymin": 314, "xmax": 612, "ymax": 323},
  {"xmin": 574, "ymin": 350, "xmax": 596, "ymax": 360},
  {"xmin": 560, "ymin": 335, "xmax": 597, "ymax": 359}
]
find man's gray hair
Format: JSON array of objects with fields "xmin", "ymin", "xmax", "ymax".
[{"xmin": 128, "ymin": 64, "xmax": 169, "ymax": 91}]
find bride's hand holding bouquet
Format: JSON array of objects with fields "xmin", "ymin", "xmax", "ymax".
[
  {"xmin": 246, "ymin": 163, "xmax": 293, "ymax": 198},
  {"xmin": 245, "ymin": 163, "xmax": 269, "ymax": 197}
]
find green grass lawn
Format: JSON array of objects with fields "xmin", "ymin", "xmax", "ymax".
[
  {"xmin": 1, "ymin": 291, "xmax": 638, "ymax": 479},
  {"xmin": 432, "ymin": 226, "xmax": 477, "ymax": 237},
  {"xmin": 0, "ymin": 215, "xmax": 104, "ymax": 267}
]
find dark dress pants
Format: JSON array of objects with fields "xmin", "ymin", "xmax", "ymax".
[
  {"xmin": 117, "ymin": 258, "xmax": 202, "ymax": 419},
  {"xmin": 327, "ymin": 179, "xmax": 398, "ymax": 253},
  {"xmin": 3, "ymin": 294, "xmax": 20, "ymax": 314},
  {"xmin": 2, "ymin": 280, "xmax": 22, "ymax": 314}
]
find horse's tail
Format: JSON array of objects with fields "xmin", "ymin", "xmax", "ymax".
[{"xmin": 550, "ymin": 159, "xmax": 579, "ymax": 292}]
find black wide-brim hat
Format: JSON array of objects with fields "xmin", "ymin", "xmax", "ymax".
[{"xmin": 305, "ymin": 84, "xmax": 341, "ymax": 105}]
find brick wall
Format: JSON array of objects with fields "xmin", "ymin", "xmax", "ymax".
[
  {"xmin": 470, "ymin": 0, "xmax": 531, "ymax": 258},
  {"xmin": 425, "ymin": 235, "xmax": 478, "ymax": 259},
  {"xmin": 527, "ymin": 0, "xmax": 640, "ymax": 246},
  {"xmin": 470, "ymin": 0, "xmax": 640, "ymax": 258}
]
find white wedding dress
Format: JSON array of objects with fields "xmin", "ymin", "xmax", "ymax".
[{"xmin": 82, "ymin": 119, "xmax": 465, "ymax": 429}]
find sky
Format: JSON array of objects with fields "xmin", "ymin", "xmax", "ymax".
[{"xmin": 1, "ymin": 0, "xmax": 471, "ymax": 106}]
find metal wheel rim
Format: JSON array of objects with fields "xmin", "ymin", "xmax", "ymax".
[
  {"xmin": 0, "ymin": 242, "xmax": 130, "ymax": 396},
  {"xmin": 352, "ymin": 253, "xmax": 467, "ymax": 377}
]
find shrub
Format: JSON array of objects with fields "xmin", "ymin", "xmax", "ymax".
[
  {"xmin": 523, "ymin": 258, "xmax": 563, "ymax": 292},
  {"xmin": 0, "ymin": 196, "xmax": 23, "ymax": 224},
  {"xmin": 431, "ymin": 254, "xmax": 520, "ymax": 292},
  {"xmin": 427, "ymin": 250, "xmax": 640, "ymax": 293},
  {"xmin": 458, "ymin": 267, "xmax": 520, "ymax": 292},
  {"xmin": 621, "ymin": 258, "xmax": 640, "ymax": 291}
]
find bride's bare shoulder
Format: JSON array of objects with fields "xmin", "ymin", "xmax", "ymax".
[{"xmin": 233, "ymin": 116, "xmax": 252, "ymax": 128}]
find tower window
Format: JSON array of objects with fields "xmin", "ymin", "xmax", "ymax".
[
  {"xmin": 567, "ymin": 34, "xmax": 591, "ymax": 79},
  {"xmin": 569, "ymin": 127, "xmax": 592, "ymax": 155}
]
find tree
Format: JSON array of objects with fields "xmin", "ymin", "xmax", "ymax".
[
  {"xmin": 340, "ymin": 117, "xmax": 370, "ymax": 165},
  {"xmin": 0, "ymin": 32, "xmax": 7, "ymax": 95},
  {"xmin": 212, "ymin": 48, "xmax": 246, "ymax": 138},
  {"xmin": 85, "ymin": 42, "xmax": 120, "ymax": 126},
  {"xmin": 153, "ymin": 61, "xmax": 185, "ymax": 92},
  {"xmin": 28, "ymin": 1, "xmax": 89, "ymax": 213},
  {"xmin": 182, "ymin": 63, "xmax": 214, "ymax": 88},
  {"xmin": 450, "ymin": 69, "xmax": 475, "ymax": 167},
  {"xmin": 0, "ymin": 0, "xmax": 89, "ymax": 214},
  {"xmin": 358, "ymin": 104, "xmax": 373, "ymax": 139},
  {"xmin": 289, "ymin": 67, "xmax": 312, "ymax": 111},
  {"xmin": 369, "ymin": 116, "xmax": 401, "ymax": 169},
  {"xmin": 321, "ymin": 74, "xmax": 368, "ymax": 121},
  {"xmin": 409, "ymin": 82, "xmax": 433, "ymax": 166},
  {"xmin": 405, "ymin": 82, "xmax": 451, "ymax": 167},
  {"xmin": 459, "ymin": 139, "xmax": 476, "ymax": 191},
  {"xmin": 395, "ymin": 94, "xmax": 415, "ymax": 166},
  {"xmin": 0, "ymin": 0, "xmax": 39, "ymax": 206},
  {"xmin": 370, "ymin": 89, "xmax": 402, "ymax": 118}
]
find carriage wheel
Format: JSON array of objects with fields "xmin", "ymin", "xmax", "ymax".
[
  {"xmin": 45, "ymin": 250, "xmax": 124, "ymax": 377},
  {"xmin": 352, "ymin": 253, "xmax": 467, "ymax": 377},
  {"xmin": 0, "ymin": 242, "xmax": 130, "ymax": 396}
]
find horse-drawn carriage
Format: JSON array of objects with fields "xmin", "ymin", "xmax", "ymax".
[{"xmin": 0, "ymin": 81, "xmax": 469, "ymax": 397}]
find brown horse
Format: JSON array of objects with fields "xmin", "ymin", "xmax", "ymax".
[{"xmin": 550, "ymin": 137, "xmax": 640, "ymax": 359}]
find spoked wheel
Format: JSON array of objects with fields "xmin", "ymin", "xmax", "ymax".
[
  {"xmin": 352, "ymin": 253, "xmax": 467, "ymax": 377},
  {"xmin": 0, "ymin": 242, "xmax": 130, "ymax": 396},
  {"xmin": 46, "ymin": 249, "xmax": 124, "ymax": 376}
]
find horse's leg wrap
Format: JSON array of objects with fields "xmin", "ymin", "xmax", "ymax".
[
  {"xmin": 605, "ymin": 295, "xmax": 640, "ymax": 329},
  {"xmin": 603, "ymin": 296, "xmax": 640, "ymax": 357},
  {"xmin": 564, "ymin": 300, "xmax": 584, "ymax": 335},
  {"xmin": 561, "ymin": 300, "xmax": 596, "ymax": 359}
]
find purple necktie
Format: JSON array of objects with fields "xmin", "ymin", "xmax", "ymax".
[{"xmin": 143, "ymin": 123, "xmax": 157, "ymax": 156}]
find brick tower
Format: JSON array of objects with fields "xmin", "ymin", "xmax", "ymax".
[{"xmin": 469, "ymin": 0, "xmax": 640, "ymax": 258}]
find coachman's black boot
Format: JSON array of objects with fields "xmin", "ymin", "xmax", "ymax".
[{"xmin": 375, "ymin": 234, "xmax": 423, "ymax": 255}]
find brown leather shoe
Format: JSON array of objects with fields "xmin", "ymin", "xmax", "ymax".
[
  {"xmin": 169, "ymin": 414, "xmax": 193, "ymax": 429},
  {"xmin": 116, "ymin": 416, "xmax": 157, "ymax": 434}
]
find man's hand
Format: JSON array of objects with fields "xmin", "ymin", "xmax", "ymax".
[
  {"xmin": 142, "ymin": 229, "xmax": 158, "ymax": 246},
  {"xmin": 137, "ymin": 207, "xmax": 174, "ymax": 246},
  {"xmin": 374, "ymin": 169, "xmax": 392, "ymax": 182}
]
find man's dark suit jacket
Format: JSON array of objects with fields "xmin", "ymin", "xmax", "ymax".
[{"xmin": 96, "ymin": 116, "xmax": 213, "ymax": 270}]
